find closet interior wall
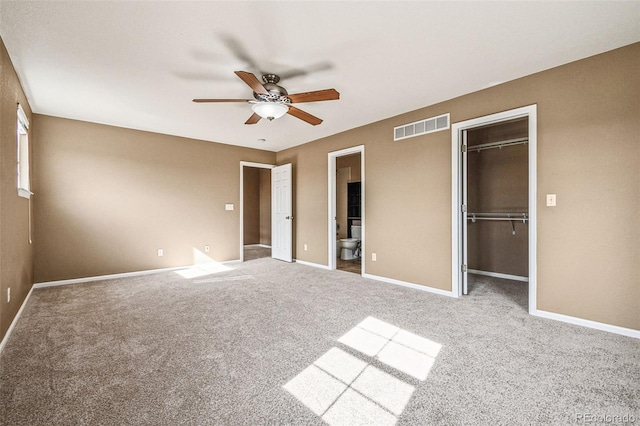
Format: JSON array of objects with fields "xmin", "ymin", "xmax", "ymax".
[
  {"xmin": 243, "ymin": 167, "xmax": 272, "ymax": 246},
  {"xmin": 467, "ymin": 118, "xmax": 529, "ymax": 278}
]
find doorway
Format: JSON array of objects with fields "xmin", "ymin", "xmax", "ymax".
[
  {"xmin": 451, "ymin": 105, "xmax": 537, "ymax": 314},
  {"xmin": 240, "ymin": 162, "xmax": 274, "ymax": 262},
  {"xmin": 328, "ymin": 146, "xmax": 365, "ymax": 273}
]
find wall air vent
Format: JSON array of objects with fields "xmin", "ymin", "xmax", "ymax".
[{"xmin": 394, "ymin": 113, "xmax": 450, "ymax": 141}]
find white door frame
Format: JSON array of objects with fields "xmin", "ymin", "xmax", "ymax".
[
  {"xmin": 328, "ymin": 145, "xmax": 365, "ymax": 271},
  {"xmin": 239, "ymin": 161, "xmax": 274, "ymax": 262},
  {"xmin": 451, "ymin": 105, "xmax": 538, "ymax": 314}
]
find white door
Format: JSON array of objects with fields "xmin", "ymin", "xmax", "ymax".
[
  {"xmin": 461, "ymin": 130, "xmax": 469, "ymax": 295},
  {"xmin": 272, "ymin": 164, "xmax": 293, "ymax": 262}
]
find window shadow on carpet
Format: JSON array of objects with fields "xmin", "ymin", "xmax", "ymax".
[{"xmin": 284, "ymin": 316, "xmax": 442, "ymax": 425}]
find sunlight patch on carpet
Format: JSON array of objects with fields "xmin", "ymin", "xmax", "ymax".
[
  {"xmin": 284, "ymin": 317, "xmax": 442, "ymax": 425},
  {"xmin": 339, "ymin": 316, "xmax": 442, "ymax": 380},
  {"xmin": 174, "ymin": 262, "xmax": 233, "ymax": 279}
]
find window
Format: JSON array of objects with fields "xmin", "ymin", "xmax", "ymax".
[{"xmin": 17, "ymin": 103, "xmax": 31, "ymax": 199}]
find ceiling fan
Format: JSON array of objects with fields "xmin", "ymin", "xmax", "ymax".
[{"xmin": 193, "ymin": 71, "xmax": 340, "ymax": 126}]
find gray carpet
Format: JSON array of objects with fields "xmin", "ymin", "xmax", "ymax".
[
  {"xmin": 1, "ymin": 259, "xmax": 638, "ymax": 425},
  {"xmin": 243, "ymin": 245, "xmax": 271, "ymax": 261}
]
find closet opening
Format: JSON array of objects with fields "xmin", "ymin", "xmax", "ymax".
[
  {"xmin": 465, "ymin": 118, "xmax": 529, "ymax": 308},
  {"xmin": 451, "ymin": 105, "xmax": 537, "ymax": 313}
]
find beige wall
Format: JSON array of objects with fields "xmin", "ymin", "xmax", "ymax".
[
  {"xmin": 258, "ymin": 168, "xmax": 271, "ymax": 246},
  {"xmin": 336, "ymin": 153, "xmax": 361, "ymax": 181},
  {"xmin": 243, "ymin": 167, "xmax": 260, "ymax": 245},
  {"xmin": 243, "ymin": 167, "xmax": 272, "ymax": 246},
  {"xmin": 32, "ymin": 115, "xmax": 275, "ymax": 282},
  {"xmin": 336, "ymin": 167, "xmax": 350, "ymax": 239},
  {"xmin": 0, "ymin": 38, "xmax": 34, "ymax": 341},
  {"xmin": 277, "ymin": 43, "xmax": 640, "ymax": 330}
]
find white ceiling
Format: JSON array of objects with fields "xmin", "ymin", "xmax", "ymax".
[{"xmin": 1, "ymin": 1, "xmax": 638, "ymax": 152}]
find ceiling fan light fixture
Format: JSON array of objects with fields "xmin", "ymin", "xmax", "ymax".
[{"xmin": 251, "ymin": 102, "xmax": 289, "ymax": 121}]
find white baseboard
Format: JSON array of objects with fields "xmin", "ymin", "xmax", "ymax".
[
  {"xmin": 294, "ymin": 259, "xmax": 331, "ymax": 270},
  {"xmin": 34, "ymin": 260, "xmax": 241, "ymax": 288},
  {"xmin": 362, "ymin": 273, "xmax": 455, "ymax": 298},
  {"xmin": 533, "ymin": 309, "xmax": 639, "ymax": 339},
  {"xmin": 469, "ymin": 269, "xmax": 528, "ymax": 282},
  {"xmin": 295, "ymin": 262, "xmax": 456, "ymax": 299},
  {"xmin": 244, "ymin": 244, "xmax": 271, "ymax": 248},
  {"xmin": 34, "ymin": 266, "xmax": 186, "ymax": 288},
  {"xmin": 0, "ymin": 286, "xmax": 34, "ymax": 354}
]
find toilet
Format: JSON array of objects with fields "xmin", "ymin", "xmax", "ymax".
[{"xmin": 339, "ymin": 225, "xmax": 361, "ymax": 260}]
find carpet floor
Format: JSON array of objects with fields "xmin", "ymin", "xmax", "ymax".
[{"xmin": 1, "ymin": 258, "xmax": 638, "ymax": 425}]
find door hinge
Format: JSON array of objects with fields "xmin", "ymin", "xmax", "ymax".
[
  {"xmin": 461, "ymin": 204, "xmax": 467, "ymax": 213},
  {"xmin": 461, "ymin": 144, "xmax": 467, "ymax": 153},
  {"xmin": 461, "ymin": 264, "xmax": 467, "ymax": 273}
]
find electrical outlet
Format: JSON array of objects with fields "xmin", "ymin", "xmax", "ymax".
[
  {"xmin": 205, "ymin": 245, "xmax": 210, "ymax": 253},
  {"xmin": 157, "ymin": 249, "xmax": 164, "ymax": 257},
  {"xmin": 372, "ymin": 253, "xmax": 377, "ymax": 261},
  {"xmin": 7, "ymin": 287, "xmax": 10, "ymax": 303},
  {"xmin": 304, "ymin": 244, "xmax": 308, "ymax": 251}
]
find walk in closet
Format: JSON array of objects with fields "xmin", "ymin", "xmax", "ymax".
[{"xmin": 466, "ymin": 118, "xmax": 529, "ymax": 283}]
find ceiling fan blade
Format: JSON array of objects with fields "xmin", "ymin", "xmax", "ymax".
[
  {"xmin": 245, "ymin": 113, "xmax": 262, "ymax": 125},
  {"xmin": 192, "ymin": 99, "xmax": 251, "ymax": 103},
  {"xmin": 220, "ymin": 34, "xmax": 263, "ymax": 73},
  {"xmin": 287, "ymin": 89, "xmax": 340, "ymax": 103},
  {"xmin": 278, "ymin": 61, "xmax": 333, "ymax": 80},
  {"xmin": 234, "ymin": 71, "xmax": 269, "ymax": 95},
  {"xmin": 287, "ymin": 106, "xmax": 323, "ymax": 126}
]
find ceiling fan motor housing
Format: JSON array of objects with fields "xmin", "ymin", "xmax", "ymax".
[
  {"xmin": 255, "ymin": 73, "xmax": 289, "ymax": 100},
  {"xmin": 262, "ymin": 73, "xmax": 280, "ymax": 84}
]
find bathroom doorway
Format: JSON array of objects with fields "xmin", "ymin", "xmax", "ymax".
[
  {"xmin": 328, "ymin": 146, "xmax": 365, "ymax": 274},
  {"xmin": 240, "ymin": 162, "xmax": 274, "ymax": 262},
  {"xmin": 451, "ymin": 105, "xmax": 537, "ymax": 313}
]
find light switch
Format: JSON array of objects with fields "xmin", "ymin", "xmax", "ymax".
[
  {"xmin": 225, "ymin": 203, "xmax": 234, "ymax": 211},
  {"xmin": 546, "ymin": 194, "xmax": 557, "ymax": 207}
]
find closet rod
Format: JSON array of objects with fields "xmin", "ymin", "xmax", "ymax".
[
  {"xmin": 468, "ymin": 212, "xmax": 528, "ymax": 223},
  {"xmin": 468, "ymin": 212, "xmax": 528, "ymax": 216},
  {"xmin": 467, "ymin": 217, "xmax": 529, "ymax": 222},
  {"xmin": 468, "ymin": 212, "xmax": 528, "ymax": 235},
  {"xmin": 468, "ymin": 137, "xmax": 528, "ymax": 152}
]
